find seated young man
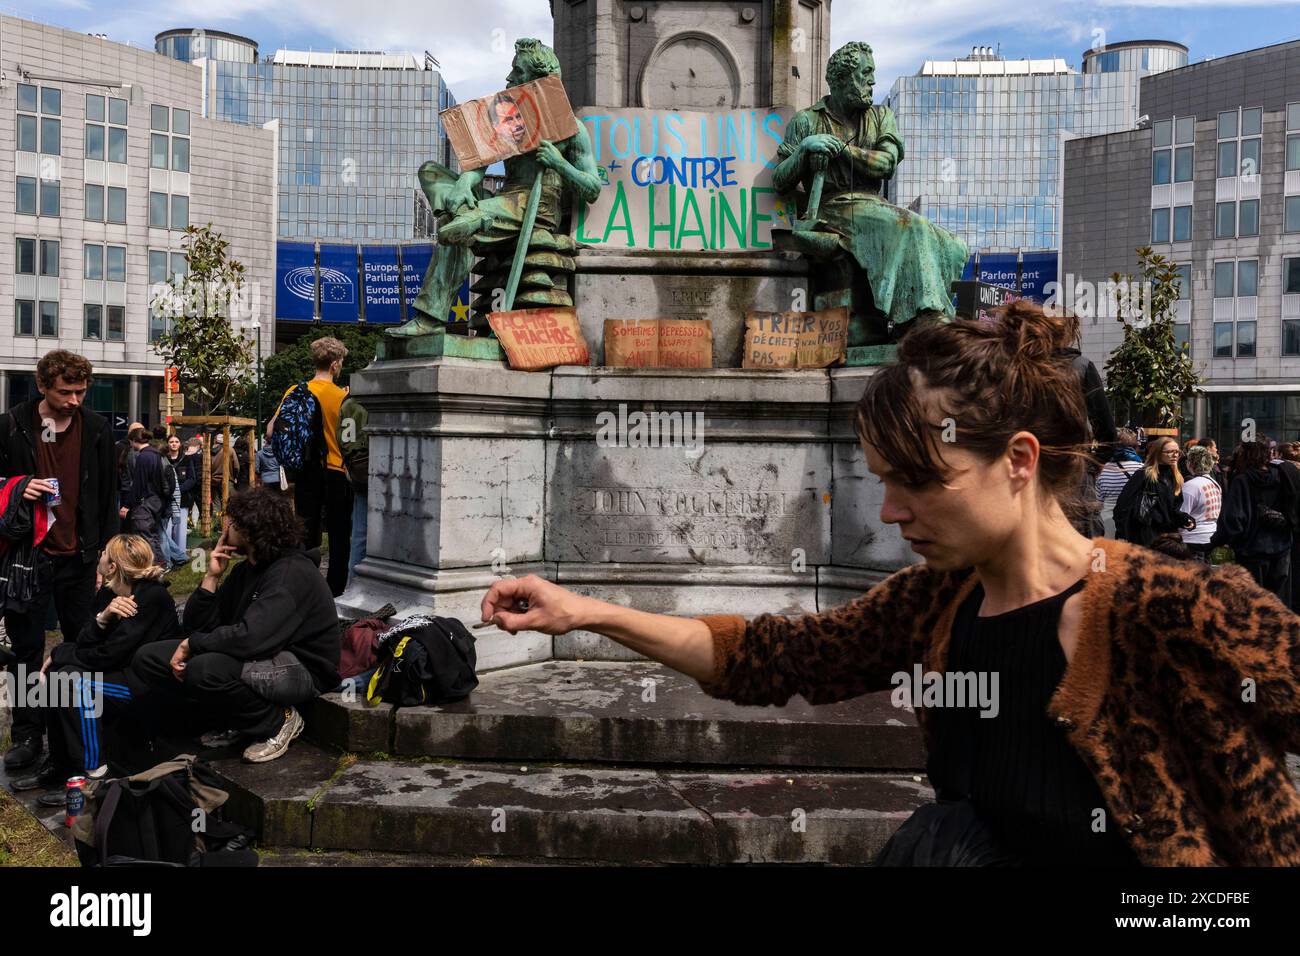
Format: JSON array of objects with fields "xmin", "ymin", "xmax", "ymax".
[
  {"xmin": 12, "ymin": 534, "xmax": 180, "ymax": 804},
  {"xmin": 131, "ymin": 488, "xmax": 341, "ymax": 763}
]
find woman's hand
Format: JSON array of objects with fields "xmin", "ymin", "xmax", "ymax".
[
  {"xmin": 97, "ymin": 595, "xmax": 138, "ymax": 627},
  {"xmin": 480, "ymin": 574, "xmax": 593, "ymax": 636}
]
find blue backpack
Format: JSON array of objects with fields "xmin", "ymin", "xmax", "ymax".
[{"xmin": 272, "ymin": 382, "xmax": 324, "ymax": 476}]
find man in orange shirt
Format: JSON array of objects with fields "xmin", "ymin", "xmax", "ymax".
[{"xmin": 272, "ymin": 337, "xmax": 352, "ymax": 596}]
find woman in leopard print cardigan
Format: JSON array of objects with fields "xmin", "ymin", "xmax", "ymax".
[{"xmin": 481, "ymin": 302, "xmax": 1300, "ymax": 866}]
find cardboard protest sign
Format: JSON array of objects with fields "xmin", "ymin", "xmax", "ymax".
[
  {"xmin": 603, "ymin": 319, "xmax": 713, "ymax": 368},
  {"xmin": 488, "ymin": 307, "xmax": 591, "ymax": 371},
  {"xmin": 742, "ymin": 307, "xmax": 850, "ymax": 369},
  {"xmin": 441, "ymin": 74, "xmax": 580, "ymax": 171},
  {"xmin": 574, "ymin": 107, "xmax": 794, "ymax": 251}
]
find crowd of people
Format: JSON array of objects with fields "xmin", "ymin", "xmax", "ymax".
[
  {"xmin": 1095, "ymin": 427, "xmax": 1300, "ymax": 607},
  {"xmin": 0, "ymin": 345, "xmax": 370, "ymax": 809}
]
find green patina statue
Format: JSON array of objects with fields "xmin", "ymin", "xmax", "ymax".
[
  {"xmin": 389, "ymin": 38, "xmax": 602, "ymax": 339},
  {"xmin": 772, "ymin": 41, "xmax": 969, "ymax": 347}
]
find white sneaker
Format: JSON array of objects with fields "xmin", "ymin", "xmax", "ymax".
[{"xmin": 241, "ymin": 708, "xmax": 304, "ymax": 764}]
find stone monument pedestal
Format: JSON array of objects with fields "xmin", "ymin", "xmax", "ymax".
[{"xmin": 339, "ymin": 357, "xmax": 914, "ymax": 672}]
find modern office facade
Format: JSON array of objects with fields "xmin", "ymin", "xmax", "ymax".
[
  {"xmin": 1, "ymin": 14, "xmax": 276, "ymax": 427},
  {"xmin": 1063, "ymin": 39, "xmax": 1300, "ymax": 447},
  {"xmin": 885, "ymin": 40, "xmax": 1188, "ymax": 258},
  {"xmin": 156, "ymin": 31, "xmax": 455, "ymax": 242}
]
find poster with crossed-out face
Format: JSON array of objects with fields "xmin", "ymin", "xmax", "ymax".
[{"xmin": 440, "ymin": 74, "xmax": 579, "ymax": 170}]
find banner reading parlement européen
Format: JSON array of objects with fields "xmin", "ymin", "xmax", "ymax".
[{"xmin": 573, "ymin": 108, "xmax": 794, "ymax": 252}]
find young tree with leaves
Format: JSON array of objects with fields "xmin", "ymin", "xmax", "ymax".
[{"xmin": 1103, "ymin": 246, "xmax": 1203, "ymax": 430}]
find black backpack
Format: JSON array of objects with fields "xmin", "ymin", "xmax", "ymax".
[
  {"xmin": 72, "ymin": 757, "xmax": 256, "ymax": 868},
  {"xmin": 366, "ymin": 617, "xmax": 478, "ymax": 707}
]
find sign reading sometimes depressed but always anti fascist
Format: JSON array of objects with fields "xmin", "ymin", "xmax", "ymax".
[
  {"xmin": 603, "ymin": 319, "xmax": 713, "ymax": 368},
  {"xmin": 440, "ymin": 74, "xmax": 580, "ymax": 171},
  {"xmin": 574, "ymin": 108, "xmax": 794, "ymax": 252}
]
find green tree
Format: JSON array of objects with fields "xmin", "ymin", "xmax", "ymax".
[
  {"xmin": 235, "ymin": 324, "xmax": 382, "ymax": 425},
  {"xmin": 1103, "ymin": 247, "xmax": 1203, "ymax": 429},
  {"xmin": 149, "ymin": 224, "xmax": 256, "ymax": 416}
]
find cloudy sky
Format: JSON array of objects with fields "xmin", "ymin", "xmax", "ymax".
[{"xmin": 12, "ymin": 0, "xmax": 1299, "ymax": 101}]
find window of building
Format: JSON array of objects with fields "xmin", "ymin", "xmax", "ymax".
[
  {"xmin": 1173, "ymin": 205, "xmax": 1192, "ymax": 242},
  {"xmin": 1218, "ymin": 106, "xmax": 1263, "ymax": 181},
  {"xmin": 1153, "ymin": 150, "xmax": 1171, "ymax": 185},
  {"xmin": 84, "ymin": 243, "xmax": 103, "ymax": 279},
  {"xmin": 1174, "ymin": 146, "xmax": 1193, "ymax": 182},
  {"xmin": 1217, "ymin": 140, "xmax": 1237, "ymax": 178},
  {"xmin": 1214, "ymin": 322, "xmax": 1233, "ymax": 357},
  {"xmin": 107, "ymin": 305, "xmax": 124, "ymax": 340},
  {"xmin": 18, "ymin": 84, "xmax": 61, "ymax": 156},
  {"xmin": 1238, "ymin": 259, "xmax": 1258, "ymax": 297},
  {"xmin": 16, "ymin": 177, "xmax": 36, "ymax": 215},
  {"xmin": 85, "ymin": 183, "xmax": 104, "ymax": 220},
  {"xmin": 1287, "ymin": 196, "xmax": 1300, "ymax": 234},
  {"xmin": 170, "ymin": 194, "xmax": 189, "ymax": 230},
  {"xmin": 16, "ymin": 299, "xmax": 35, "ymax": 336},
  {"xmin": 1215, "ymin": 261, "xmax": 1235, "ymax": 299},
  {"xmin": 149, "ymin": 250, "xmax": 168, "ymax": 285},
  {"xmin": 39, "ymin": 180, "xmax": 59, "ymax": 217},
  {"xmin": 1215, "ymin": 201, "xmax": 1235, "ymax": 238},
  {"xmin": 39, "ymin": 301, "xmax": 58, "ymax": 337},
  {"xmin": 150, "ymin": 105, "xmax": 191, "ymax": 173},
  {"xmin": 1237, "ymin": 321, "xmax": 1256, "ymax": 357},
  {"xmin": 1175, "ymin": 115, "xmax": 1195, "ymax": 145},
  {"xmin": 1239, "ymin": 198, "xmax": 1259, "ymax": 237},
  {"xmin": 149, "ymin": 191, "xmax": 168, "ymax": 228},
  {"xmin": 1289, "ymin": 257, "xmax": 1300, "ymax": 294},
  {"xmin": 107, "ymin": 186, "xmax": 126, "ymax": 224},
  {"xmin": 106, "ymin": 245, "xmax": 125, "ymax": 282},
  {"xmin": 85, "ymin": 94, "xmax": 128, "ymax": 164},
  {"xmin": 39, "ymin": 240, "xmax": 59, "ymax": 277},
  {"xmin": 1152, "ymin": 207, "xmax": 1170, "ymax": 243},
  {"xmin": 16, "ymin": 237, "xmax": 35, "ymax": 275},
  {"xmin": 84, "ymin": 303, "xmax": 102, "ymax": 340}
]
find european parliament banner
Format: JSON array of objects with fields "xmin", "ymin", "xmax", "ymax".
[
  {"xmin": 400, "ymin": 244, "xmax": 435, "ymax": 316},
  {"xmin": 318, "ymin": 244, "xmax": 360, "ymax": 323},
  {"xmin": 979, "ymin": 253, "xmax": 1020, "ymax": 291},
  {"xmin": 1019, "ymin": 252, "xmax": 1058, "ymax": 302},
  {"xmin": 276, "ymin": 241, "xmax": 315, "ymax": 321},
  {"xmin": 573, "ymin": 108, "xmax": 792, "ymax": 251},
  {"xmin": 962, "ymin": 255, "xmax": 976, "ymax": 281},
  {"xmin": 362, "ymin": 246, "xmax": 402, "ymax": 324}
]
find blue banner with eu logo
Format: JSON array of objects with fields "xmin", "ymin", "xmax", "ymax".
[
  {"xmin": 276, "ymin": 241, "xmax": 315, "ymax": 321},
  {"xmin": 318, "ymin": 244, "xmax": 360, "ymax": 323}
]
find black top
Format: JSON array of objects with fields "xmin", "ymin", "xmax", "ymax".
[
  {"xmin": 927, "ymin": 577, "xmax": 1140, "ymax": 866},
  {"xmin": 48, "ymin": 578, "xmax": 180, "ymax": 672},
  {"xmin": 183, "ymin": 548, "xmax": 341, "ymax": 692}
]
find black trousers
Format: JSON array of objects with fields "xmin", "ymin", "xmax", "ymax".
[
  {"xmin": 130, "ymin": 641, "xmax": 314, "ymax": 740},
  {"xmin": 2, "ymin": 552, "xmax": 97, "ymax": 742},
  {"xmin": 294, "ymin": 467, "xmax": 353, "ymax": 596},
  {"xmin": 46, "ymin": 665, "xmax": 142, "ymax": 776},
  {"xmin": 1237, "ymin": 550, "xmax": 1291, "ymax": 605}
]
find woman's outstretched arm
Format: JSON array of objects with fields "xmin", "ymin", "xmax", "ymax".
[{"xmin": 480, "ymin": 575, "xmax": 715, "ymax": 681}]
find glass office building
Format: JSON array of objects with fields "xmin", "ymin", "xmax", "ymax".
[
  {"xmin": 157, "ymin": 32, "xmax": 455, "ymax": 241},
  {"xmin": 885, "ymin": 41, "xmax": 1188, "ymax": 255}
]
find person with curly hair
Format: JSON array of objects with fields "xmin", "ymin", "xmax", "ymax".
[{"xmin": 129, "ymin": 487, "xmax": 341, "ymax": 763}]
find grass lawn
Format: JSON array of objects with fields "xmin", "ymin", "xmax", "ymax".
[{"xmin": 0, "ymin": 789, "xmax": 77, "ymax": 867}]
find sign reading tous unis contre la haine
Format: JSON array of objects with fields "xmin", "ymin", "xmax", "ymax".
[{"xmin": 574, "ymin": 108, "xmax": 794, "ymax": 252}]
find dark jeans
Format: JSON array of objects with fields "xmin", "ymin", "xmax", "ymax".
[
  {"xmin": 2, "ymin": 552, "xmax": 97, "ymax": 742},
  {"xmin": 294, "ymin": 467, "xmax": 353, "ymax": 596},
  {"xmin": 130, "ymin": 641, "xmax": 316, "ymax": 741},
  {"xmin": 1237, "ymin": 550, "xmax": 1291, "ymax": 604},
  {"xmin": 46, "ymin": 665, "xmax": 142, "ymax": 776}
]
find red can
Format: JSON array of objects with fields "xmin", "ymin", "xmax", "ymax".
[{"xmin": 65, "ymin": 775, "xmax": 87, "ymax": 829}]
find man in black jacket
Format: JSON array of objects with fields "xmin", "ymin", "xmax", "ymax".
[
  {"xmin": 131, "ymin": 488, "xmax": 340, "ymax": 763},
  {"xmin": 0, "ymin": 350, "xmax": 118, "ymax": 772},
  {"xmin": 119, "ymin": 425, "xmax": 172, "ymax": 565}
]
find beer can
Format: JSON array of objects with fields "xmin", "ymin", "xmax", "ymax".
[
  {"xmin": 65, "ymin": 775, "xmax": 86, "ymax": 829},
  {"xmin": 47, "ymin": 478, "xmax": 60, "ymax": 506}
]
